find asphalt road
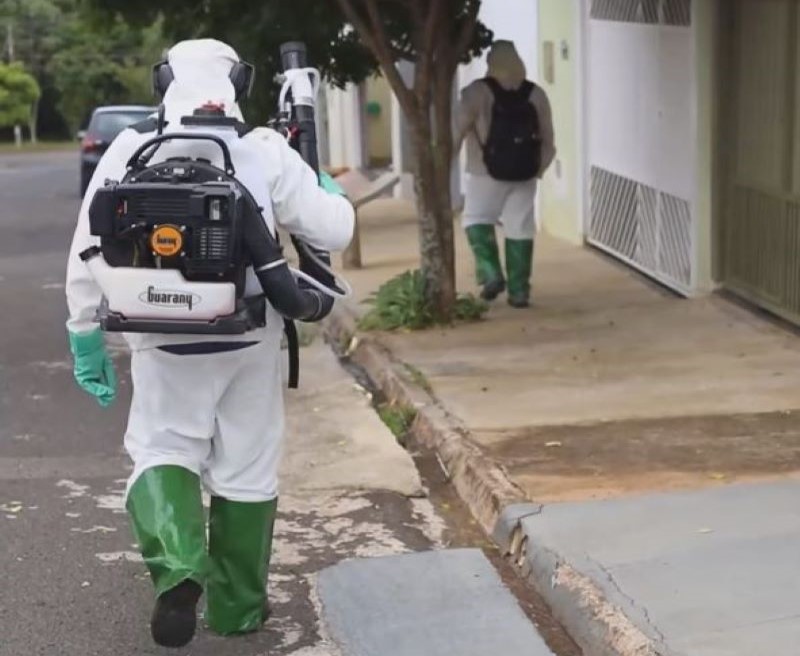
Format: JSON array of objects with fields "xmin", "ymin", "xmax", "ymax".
[{"xmin": 0, "ymin": 151, "xmax": 438, "ymax": 656}]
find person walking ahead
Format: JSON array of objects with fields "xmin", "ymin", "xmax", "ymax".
[{"xmin": 455, "ymin": 40, "xmax": 556, "ymax": 308}]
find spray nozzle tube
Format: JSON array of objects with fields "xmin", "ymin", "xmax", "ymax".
[{"xmin": 273, "ymin": 40, "xmax": 351, "ymax": 304}]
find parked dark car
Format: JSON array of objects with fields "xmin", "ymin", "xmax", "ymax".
[{"xmin": 79, "ymin": 105, "xmax": 156, "ymax": 197}]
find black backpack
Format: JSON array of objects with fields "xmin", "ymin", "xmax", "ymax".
[{"xmin": 480, "ymin": 78, "xmax": 541, "ymax": 182}]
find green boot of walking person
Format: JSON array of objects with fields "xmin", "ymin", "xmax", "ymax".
[
  {"xmin": 206, "ymin": 496, "xmax": 278, "ymax": 635},
  {"xmin": 505, "ymin": 238, "xmax": 534, "ymax": 308},
  {"xmin": 465, "ymin": 224, "xmax": 506, "ymax": 301},
  {"xmin": 127, "ymin": 465, "xmax": 208, "ymax": 648}
]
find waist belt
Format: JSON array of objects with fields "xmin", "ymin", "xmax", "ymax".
[
  {"xmin": 158, "ymin": 342, "xmax": 257, "ymax": 355},
  {"xmin": 156, "ymin": 319, "xmax": 301, "ymax": 389}
]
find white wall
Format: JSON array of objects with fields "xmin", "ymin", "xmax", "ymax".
[
  {"xmin": 391, "ymin": 61, "xmax": 416, "ymax": 200},
  {"xmin": 324, "ymin": 84, "xmax": 365, "ymax": 169}
]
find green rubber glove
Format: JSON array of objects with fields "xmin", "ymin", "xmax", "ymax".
[
  {"xmin": 319, "ymin": 170, "xmax": 346, "ymax": 196},
  {"xmin": 68, "ymin": 329, "xmax": 117, "ymax": 407}
]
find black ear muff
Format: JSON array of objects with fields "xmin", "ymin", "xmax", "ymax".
[
  {"xmin": 229, "ymin": 60, "xmax": 255, "ymax": 101},
  {"xmin": 152, "ymin": 60, "xmax": 174, "ymax": 99},
  {"xmin": 152, "ymin": 57, "xmax": 254, "ymax": 101}
]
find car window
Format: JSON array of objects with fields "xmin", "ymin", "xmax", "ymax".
[{"xmin": 88, "ymin": 111, "xmax": 153, "ymax": 140}]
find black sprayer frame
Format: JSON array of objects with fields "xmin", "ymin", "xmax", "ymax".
[{"xmin": 126, "ymin": 132, "xmax": 237, "ymax": 175}]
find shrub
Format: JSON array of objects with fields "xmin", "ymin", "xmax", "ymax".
[{"xmin": 359, "ymin": 270, "xmax": 487, "ymax": 331}]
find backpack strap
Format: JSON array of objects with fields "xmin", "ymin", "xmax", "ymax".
[
  {"xmin": 485, "ymin": 77, "xmax": 535, "ymax": 99},
  {"xmin": 520, "ymin": 80, "xmax": 535, "ymax": 96},
  {"xmin": 283, "ymin": 319, "xmax": 300, "ymax": 389}
]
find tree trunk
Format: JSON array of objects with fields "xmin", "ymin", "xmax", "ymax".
[
  {"xmin": 431, "ymin": 61, "xmax": 457, "ymax": 306},
  {"xmin": 29, "ymin": 99, "xmax": 39, "ymax": 144},
  {"xmin": 409, "ymin": 105, "xmax": 456, "ymax": 320}
]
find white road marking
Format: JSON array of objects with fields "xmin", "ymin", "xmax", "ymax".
[
  {"xmin": 71, "ymin": 526, "xmax": 117, "ymax": 534},
  {"xmin": 95, "ymin": 551, "xmax": 143, "ymax": 563},
  {"xmin": 57, "ymin": 479, "xmax": 89, "ymax": 498}
]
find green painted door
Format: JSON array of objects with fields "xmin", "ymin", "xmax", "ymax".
[{"xmin": 722, "ymin": 0, "xmax": 800, "ymax": 324}]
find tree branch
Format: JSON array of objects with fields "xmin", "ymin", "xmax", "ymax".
[
  {"xmin": 359, "ymin": 0, "xmax": 418, "ymax": 116},
  {"xmin": 413, "ymin": 0, "xmax": 445, "ymax": 109},
  {"xmin": 448, "ymin": 0, "xmax": 481, "ymax": 70},
  {"xmin": 422, "ymin": 0, "xmax": 446, "ymax": 59},
  {"xmin": 408, "ymin": 0, "xmax": 426, "ymax": 54},
  {"xmin": 334, "ymin": 0, "xmax": 418, "ymax": 119}
]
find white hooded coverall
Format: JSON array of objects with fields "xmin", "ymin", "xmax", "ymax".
[{"xmin": 65, "ymin": 40, "xmax": 354, "ymax": 503}]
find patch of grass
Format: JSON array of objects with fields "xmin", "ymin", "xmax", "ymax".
[
  {"xmin": 0, "ymin": 140, "xmax": 76, "ymax": 154},
  {"xmin": 359, "ymin": 269, "xmax": 488, "ymax": 332},
  {"xmin": 376, "ymin": 402, "xmax": 417, "ymax": 444}
]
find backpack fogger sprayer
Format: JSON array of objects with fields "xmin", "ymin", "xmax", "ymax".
[{"xmin": 79, "ymin": 43, "xmax": 349, "ymax": 366}]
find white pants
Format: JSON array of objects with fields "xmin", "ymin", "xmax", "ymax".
[
  {"xmin": 124, "ymin": 340, "xmax": 284, "ymax": 503},
  {"xmin": 461, "ymin": 174, "xmax": 538, "ymax": 239}
]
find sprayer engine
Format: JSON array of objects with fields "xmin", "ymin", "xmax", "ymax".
[
  {"xmin": 81, "ymin": 139, "xmax": 272, "ymax": 336},
  {"xmin": 89, "ymin": 162, "xmax": 246, "ymax": 288}
]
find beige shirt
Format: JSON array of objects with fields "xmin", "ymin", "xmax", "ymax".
[{"xmin": 455, "ymin": 78, "xmax": 556, "ymax": 178}]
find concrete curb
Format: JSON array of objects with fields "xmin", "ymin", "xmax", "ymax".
[
  {"xmin": 322, "ymin": 305, "xmax": 669, "ymax": 656},
  {"xmin": 323, "ymin": 305, "xmax": 526, "ymax": 534},
  {"xmin": 499, "ymin": 503, "xmax": 673, "ymax": 656}
]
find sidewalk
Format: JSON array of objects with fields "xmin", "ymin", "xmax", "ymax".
[{"xmin": 331, "ymin": 197, "xmax": 800, "ymax": 655}]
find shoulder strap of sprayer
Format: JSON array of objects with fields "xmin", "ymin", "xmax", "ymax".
[{"xmin": 283, "ymin": 320, "xmax": 300, "ymax": 388}]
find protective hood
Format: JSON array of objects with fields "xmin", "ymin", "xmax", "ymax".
[
  {"xmin": 162, "ymin": 39, "xmax": 245, "ymax": 123},
  {"xmin": 486, "ymin": 40, "xmax": 526, "ymax": 91}
]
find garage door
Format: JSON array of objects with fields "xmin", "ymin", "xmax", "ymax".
[{"xmin": 586, "ymin": 0, "xmax": 696, "ymax": 294}]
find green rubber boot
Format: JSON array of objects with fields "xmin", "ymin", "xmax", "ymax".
[
  {"xmin": 127, "ymin": 465, "xmax": 207, "ymax": 648},
  {"xmin": 505, "ymin": 239, "xmax": 534, "ymax": 308},
  {"xmin": 465, "ymin": 225, "xmax": 506, "ymax": 301},
  {"xmin": 206, "ymin": 496, "xmax": 278, "ymax": 635}
]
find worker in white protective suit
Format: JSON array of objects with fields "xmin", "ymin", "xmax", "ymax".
[
  {"xmin": 64, "ymin": 39, "xmax": 353, "ymax": 648},
  {"xmin": 455, "ymin": 40, "xmax": 555, "ymax": 308}
]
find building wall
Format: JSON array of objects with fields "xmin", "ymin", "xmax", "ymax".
[
  {"xmin": 364, "ymin": 75, "xmax": 393, "ymax": 166},
  {"xmin": 324, "ymin": 83, "xmax": 365, "ymax": 170},
  {"xmin": 391, "ymin": 61, "xmax": 416, "ymax": 200},
  {"xmin": 714, "ymin": 0, "xmax": 800, "ymax": 324},
  {"xmin": 693, "ymin": 0, "xmax": 719, "ymax": 292},
  {"xmin": 537, "ymin": 0, "xmax": 583, "ymax": 244}
]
